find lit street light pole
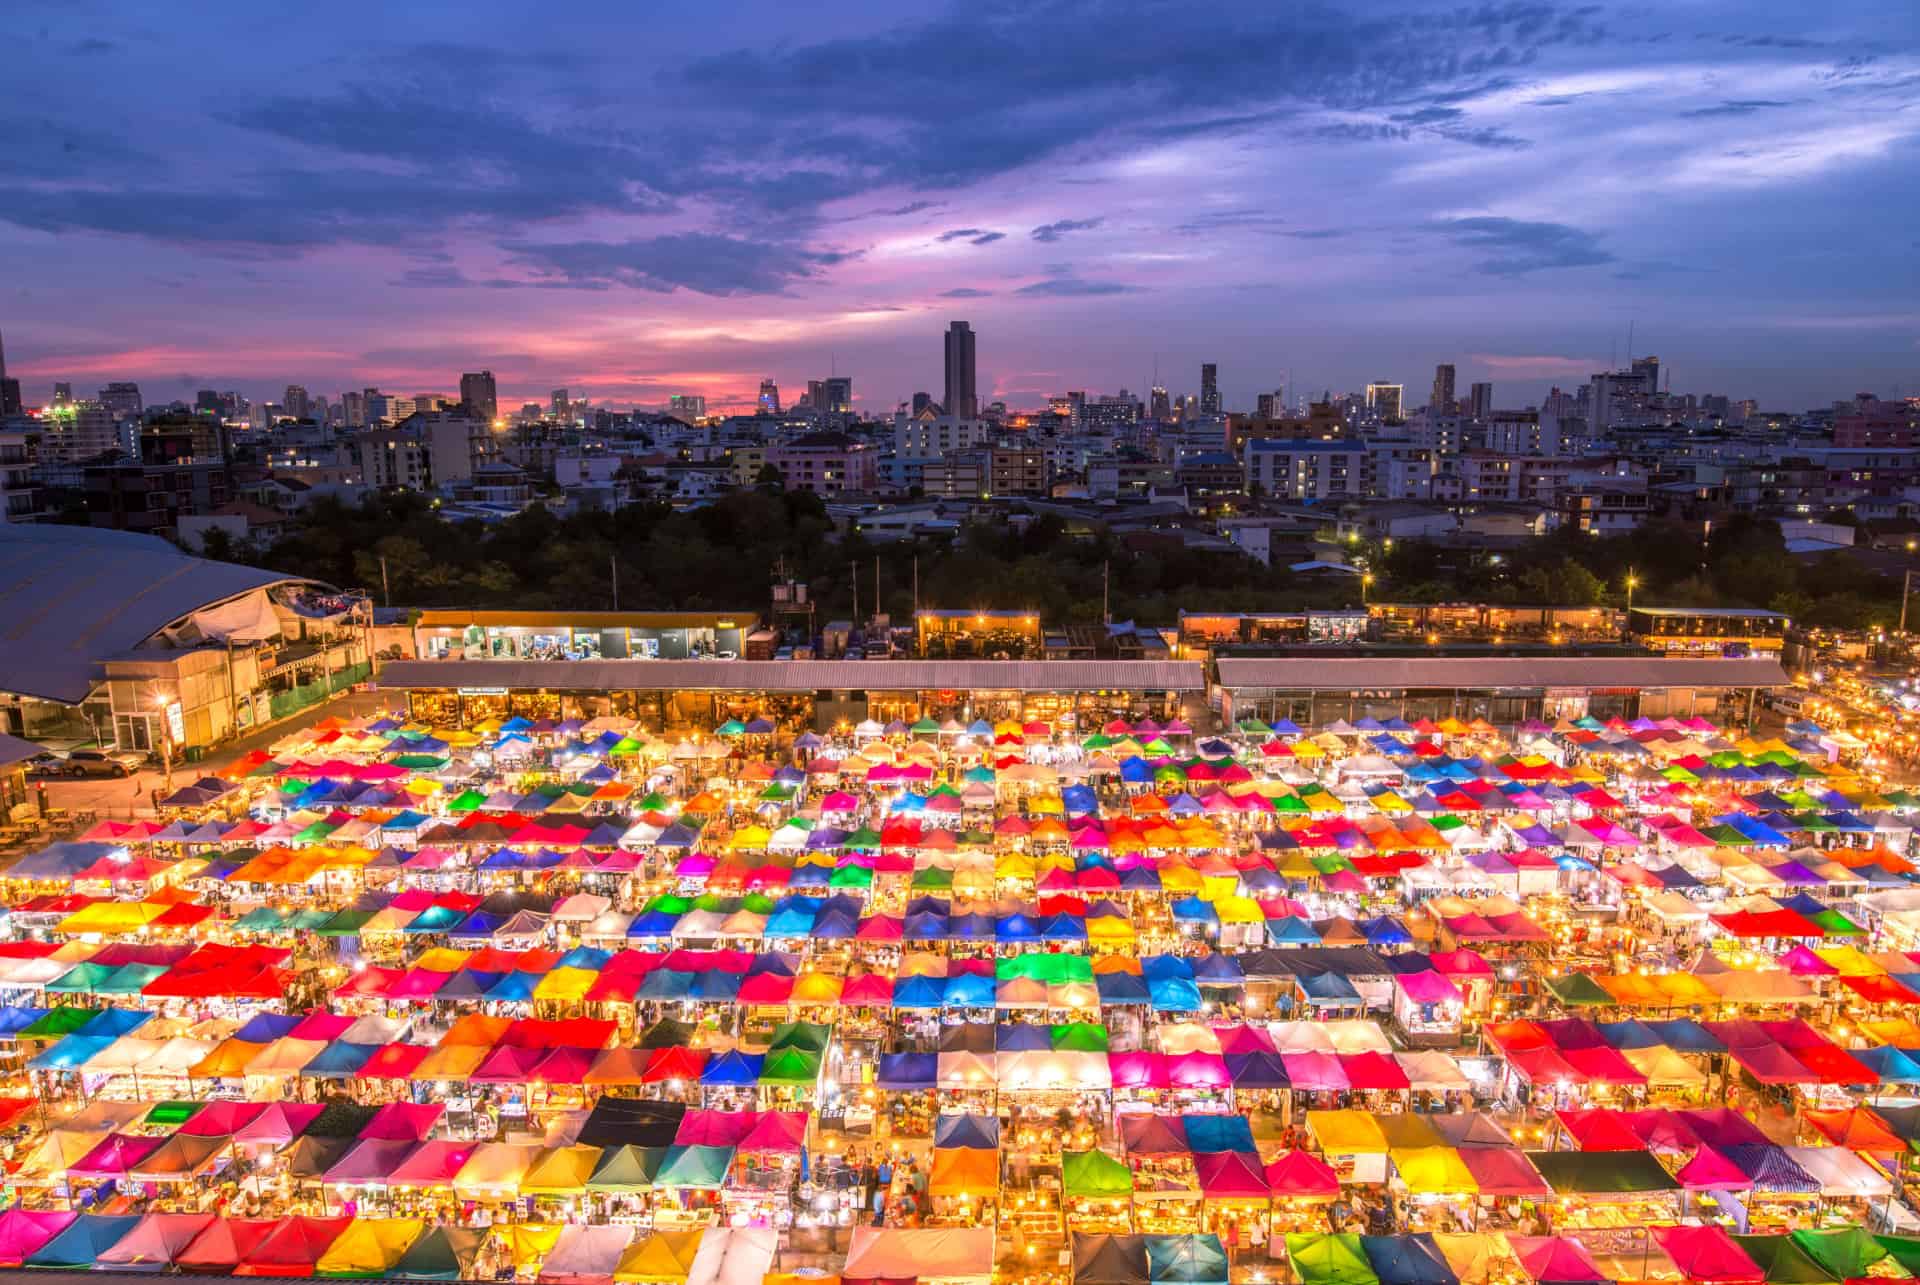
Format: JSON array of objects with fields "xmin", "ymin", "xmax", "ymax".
[{"xmin": 1624, "ymin": 570, "xmax": 1638, "ymax": 641}]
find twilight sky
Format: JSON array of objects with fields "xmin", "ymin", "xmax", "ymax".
[{"xmin": 4, "ymin": 0, "xmax": 1918, "ymax": 415}]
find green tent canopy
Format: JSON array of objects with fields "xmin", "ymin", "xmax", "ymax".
[
  {"xmin": 1527, "ymin": 1150, "xmax": 1680, "ymax": 1194},
  {"xmin": 391, "ymin": 1226, "xmax": 488, "ymax": 1280},
  {"xmin": 1284, "ymin": 1234, "xmax": 1380, "ymax": 1285},
  {"xmin": 1064, "ymin": 1149, "xmax": 1135, "ymax": 1199},
  {"xmin": 1733, "ymin": 1234, "xmax": 1839, "ymax": 1285},
  {"xmin": 653, "ymin": 1144, "xmax": 733, "ymax": 1189},
  {"xmin": 1789, "ymin": 1230, "xmax": 1891, "ymax": 1280},
  {"xmin": 1542, "ymin": 972, "xmax": 1613, "ymax": 1007},
  {"xmin": 586, "ymin": 1144, "xmax": 666, "ymax": 1192}
]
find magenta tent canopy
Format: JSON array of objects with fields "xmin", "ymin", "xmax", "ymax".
[
  {"xmin": 1281, "ymin": 1051, "xmax": 1349, "ymax": 1092},
  {"xmin": 1395, "ymin": 970, "xmax": 1462, "ymax": 1004},
  {"xmin": 69, "ymin": 1132, "xmax": 165, "ymax": 1180},
  {"xmin": 96, "ymin": 1211, "xmax": 218, "ymax": 1270},
  {"xmin": 1509, "ymin": 1236, "xmax": 1609, "ymax": 1284},
  {"xmin": 0, "ymin": 1210, "xmax": 77, "ymax": 1267},
  {"xmin": 180, "ymin": 1101, "xmax": 269, "ymax": 1137},
  {"xmin": 361, "ymin": 1102, "xmax": 445, "ymax": 1141},
  {"xmin": 1193, "ymin": 1151, "xmax": 1271, "ymax": 1198},
  {"xmin": 1167, "ymin": 1051, "xmax": 1231, "ymax": 1090},
  {"xmin": 738, "ymin": 1110, "xmax": 808, "ymax": 1153},
  {"xmin": 1109, "ymin": 1051, "xmax": 1171, "ymax": 1089},
  {"xmin": 675, "ymin": 1110, "xmax": 760, "ymax": 1148}
]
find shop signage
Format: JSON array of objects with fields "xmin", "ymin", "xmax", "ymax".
[{"xmin": 457, "ymin": 686, "xmax": 509, "ymax": 696}]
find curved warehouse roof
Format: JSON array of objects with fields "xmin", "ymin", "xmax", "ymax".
[
  {"xmin": 0, "ymin": 524, "xmax": 317, "ymax": 704},
  {"xmin": 378, "ymin": 658, "xmax": 1206, "ymax": 693}
]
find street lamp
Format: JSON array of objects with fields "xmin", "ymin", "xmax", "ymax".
[
  {"xmin": 1362, "ymin": 573, "xmax": 1374, "ymax": 606},
  {"xmin": 150, "ymin": 688, "xmax": 177, "ymax": 794},
  {"xmin": 1624, "ymin": 570, "xmax": 1639, "ymax": 641}
]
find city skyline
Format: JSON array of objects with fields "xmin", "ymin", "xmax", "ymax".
[{"xmin": 3, "ymin": 0, "xmax": 1916, "ymax": 413}]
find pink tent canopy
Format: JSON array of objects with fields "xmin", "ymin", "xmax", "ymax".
[
  {"xmin": 1458, "ymin": 1147, "xmax": 1550, "ymax": 1197},
  {"xmin": 1508, "ymin": 1236, "xmax": 1608, "ymax": 1284},
  {"xmin": 386, "ymin": 1140, "xmax": 477, "ymax": 1188},
  {"xmin": 738, "ymin": 1110, "xmax": 808, "ymax": 1153},
  {"xmin": 232, "ymin": 1102, "xmax": 325, "ymax": 1145},
  {"xmin": 1264, "ymin": 1149, "xmax": 1339, "ymax": 1198},
  {"xmin": 674, "ymin": 1110, "xmax": 760, "ymax": 1148},
  {"xmin": 1675, "ymin": 1144, "xmax": 1754, "ymax": 1191},
  {"xmin": 180, "ymin": 1101, "xmax": 269, "ymax": 1137},
  {"xmin": 69, "ymin": 1132, "xmax": 166, "ymax": 1179},
  {"xmin": 1281, "ymin": 1051, "xmax": 1349, "ymax": 1092},
  {"xmin": 360, "ymin": 1102, "xmax": 445, "ymax": 1141}
]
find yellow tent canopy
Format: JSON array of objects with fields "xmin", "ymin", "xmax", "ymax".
[
  {"xmin": 519, "ymin": 1144, "xmax": 604, "ymax": 1196},
  {"xmin": 188, "ymin": 1038, "xmax": 265, "ymax": 1079},
  {"xmin": 315, "ymin": 1218, "xmax": 424, "ymax": 1276},
  {"xmin": 1306, "ymin": 1110, "xmax": 1389, "ymax": 1154},
  {"xmin": 497, "ymin": 1224, "xmax": 563, "ymax": 1271},
  {"xmin": 613, "ymin": 1229, "xmax": 706, "ymax": 1284},
  {"xmin": 1391, "ymin": 1146, "xmax": 1478, "ymax": 1194},
  {"xmin": 453, "ymin": 1142, "xmax": 540, "ymax": 1201}
]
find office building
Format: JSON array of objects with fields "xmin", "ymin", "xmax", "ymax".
[
  {"xmin": 669, "ymin": 394, "xmax": 707, "ymax": 420},
  {"xmin": 0, "ymin": 334, "xmax": 16, "ymax": 418},
  {"xmin": 459, "ymin": 371, "xmax": 498, "ymax": 423},
  {"xmin": 1365, "ymin": 382, "xmax": 1403, "ymax": 422},
  {"xmin": 1149, "ymin": 386, "xmax": 1171, "ymax": 421},
  {"xmin": 820, "ymin": 377, "xmax": 853, "ymax": 415},
  {"xmin": 97, "ymin": 382, "xmax": 143, "ymax": 419},
  {"xmin": 1431, "ymin": 364, "xmax": 1455, "ymax": 414},
  {"xmin": 943, "ymin": 321, "xmax": 978, "ymax": 419},
  {"xmin": 758, "ymin": 379, "xmax": 781, "ymax": 414},
  {"xmin": 1200, "ymin": 363, "xmax": 1220, "ymax": 416}
]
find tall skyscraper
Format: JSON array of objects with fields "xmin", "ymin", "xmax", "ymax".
[
  {"xmin": 283, "ymin": 385, "xmax": 311, "ymax": 420},
  {"xmin": 1468, "ymin": 382, "xmax": 1493, "ymax": 421},
  {"xmin": 1199, "ymin": 364, "xmax": 1220, "ymax": 416},
  {"xmin": 98, "ymin": 382, "xmax": 143, "ymax": 418},
  {"xmin": 821, "ymin": 377, "xmax": 853, "ymax": 415},
  {"xmin": 459, "ymin": 371, "xmax": 498, "ymax": 423},
  {"xmin": 1430, "ymin": 364, "xmax": 1455, "ymax": 414},
  {"xmin": 1364, "ymin": 382, "xmax": 1403, "ymax": 421},
  {"xmin": 758, "ymin": 379, "xmax": 781, "ymax": 413},
  {"xmin": 52, "ymin": 383, "xmax": 74, "ymax": 405},
  {"xmin": 342, "ymin": 390, "xmax": 367, "ymax": 428},
  {"xmin": 943, "ymin": 321, "xmax": 978, "ymax": 419},
  {"xmin": 550, "ymin": 389, "xmax": 570, "ymax": 420},
  {"xmin": 1149, "ymin": 386, "xmax": 1171, "ymax": 421},
  {"xmin": 195, "ymin": 389, "xmax": 221, "ymax": 414}
]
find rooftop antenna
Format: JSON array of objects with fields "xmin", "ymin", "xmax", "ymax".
[{"xmin": 1626, "ymin": 320, "xmax": 1634, "ymax": 363}]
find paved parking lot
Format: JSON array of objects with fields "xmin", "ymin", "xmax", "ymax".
[{"xmin": 31, "ymin": 688, "xmax": 401, "ymax": 823}]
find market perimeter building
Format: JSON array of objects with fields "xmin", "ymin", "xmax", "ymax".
[
  {"xmin": 375, "ymin": 658, "xmax": 1206, "ymax": 730},
  {"xmin": 377, "ymin": 651, "xmax": 1791, "ymax": 733},
  {"xmin": 0, "ymin": 523, "xmax": 365, "ymax": 753},
  {"xmin": 1214, "ymin": 654, "xmax": 1790, "ymax": 728}
]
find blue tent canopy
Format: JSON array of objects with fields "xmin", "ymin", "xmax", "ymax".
[
  {"xmin": 875, "ymin": 1052, "xmax": 936, "ymax": 1089},
  {"xmin": 1183, "ymin": 1114, "xmax": 1256, "ymax": 1154},
  {"xmin": 700, "ymin": 1050, "xmax": 764, "ymax": 1085}
]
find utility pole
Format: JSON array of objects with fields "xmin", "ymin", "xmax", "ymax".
[
  {"xmin": 1902, "ymin": 569, "xmax": 1913, "ymax": 635},
  {"xmin": 380, "ymin": 556, "xmax": 391, "ymax": 609},
  {"xmin": 610, "ymin": 553, "xmax": 619, "ymax": 611},
  {"xmin": 1102, "ymin": 561, "xmax": 1110, "ymax": 625},
  {"xmin": 912, "ymin": 556, "xmax": 919, "ymax": 617},
  {"xmin": 874, "ymin": 557, "xmax": 881, "ymax": 624},
  {"xmin": 850, "ymin": 560, "xmax": 859, "ymax": 626}
]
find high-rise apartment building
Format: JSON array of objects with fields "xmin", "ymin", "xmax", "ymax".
[
  {"xmin": 342, "ymin": 390, "xmax": 367, "ymax": 428},
  {"xmin": 669, "ymin": 394, "xmax": 707, "ymax": 419},
  {"xmin": 1430, "ymin": 364, "xmax": 1455, "ymax": 414},
  {"xmin": 1200, "ymin": 364, "xmax": 1220, "ymax": 416},
  {"xmin": 459, "ymin": 371, "xmax": 498, "ymax": 423},
  {"xmin": 98, "ymin": 382, "xmax": 143, "ymax": 419},
  {"xmin": 943, "ymin": 321, "xmax": 978, "ymax": 419},
  {"xmin": 758, "ymin": 379, "xmax": 781, "ymax": 413},
  {"xmin": 283, "ymin": 385, "xmax": 311, "ymax": 420},
  {"xmin": 1149, "ymin": 386, "xmax": 1171, "ymax": 421},
  {"xmin": 550, "ymin": 389, "xmax": 570, "ymax": 420}
]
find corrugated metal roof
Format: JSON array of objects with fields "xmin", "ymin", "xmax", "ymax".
[
  {"xmin": 1214, "ymin": 655, "xmax": 1788, "ymax": 691},
  {"xmin": 0, "ymin": 525, "xmax": 310, "ymax": 704},
  {"xmin": 414, "ymin": 609, "xmax": 759, "ymax": 629},
  {"xmin": 378, "ymin": 657, "xmax": 1206, "ymax": 693}
]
